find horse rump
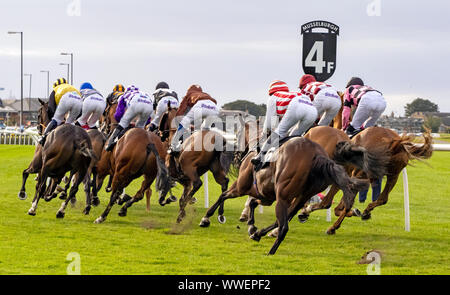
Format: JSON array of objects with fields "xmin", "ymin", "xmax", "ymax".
[{"xmin": 333, "ymin": 141, "xmax": 389, "ymax": 179}]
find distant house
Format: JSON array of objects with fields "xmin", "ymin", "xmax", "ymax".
[
  {"xmin": 1, "ymin": 97, "xmax": 43, "ymax": 126},
  {"xmin": 412, "ymin": 112, "xmax": 450, "ymax": 133},
  {"xmin": 377, "ymin": 115, "xmax": 424, "ymax": 134}
]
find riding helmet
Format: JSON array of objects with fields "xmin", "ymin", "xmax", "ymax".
[
  {"xmin": 155, "ymin": 81, "xmax": 169, "ymax": 90},
  {"xmin": 80, "ymin": 82, "xmax": 93, "ymax": 90},
  {"xmin": 113, "ymin": 84, "xmax": 125, "ymax": 93},
  {"xmin": 53, "ymin": 78, "xmax": 67, "ymax": 89},
  {"xmin": 268, "ymin": 80, "xmax": 289, "ymax": 96},
  {"xmin": 346, "ymin": 77, "xmax": 364, "ymax": 88},
  {"xmin": 298, "ymin": 74, "xmax": 316, "ymax": 89}
]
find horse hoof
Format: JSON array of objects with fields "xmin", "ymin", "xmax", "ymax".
[
  {"xmin": 352, "ymin": 208, "xmax": 361, "ymax": 217},
  {"xmin": 239, "ymin": 214, "xmax": 248, "ymax": 222},
  {"xmin": 56, "ymin": 211, "xmax": 65, "ymax": 219},
  {"xmin": 217, "ymin": 215, "xmax": 226, "ymax": 224},
  {"xmin": 268, "ymin": 228, "xmax": 279, "ymax": 238},
  {"xmin": 248, "ymin": 225, "xmax": 257, "ymax": 236},
  {"xmin": 118, "ymin": 210, "xmax": 127, "ymax": 217},
  {"xmin": 199, "ymin": 217, "xmax": 210, "ymax": 227},
  {"xmin": 83, "ymin": 207, "xmax": 91, "ymax": 215},
  {"xmin": 361, "ymin": 212, "xmax": 371, "ymax": 220},
  {"xmin": 326, "ymin": 228, "xmax": 336, "ymax": 235},
  {"xmin": 105, "ymin": 187, "xmax": 112, "ymax": 193},
  {"xmin": 70, "ymin": 199, "xmax": 77, "ymax": 208},
  {"xmin": 249, "ymin": 233, "xmax": 261, "ymax": 242},
  {"xmin": 298, "ymin": 213, "xmax": 309, "ymax": 223},
  {"xmin": 168, "ymin": 195, "xmax": 178, "ymax": 203},
  {"xmin": 59, "ymin": 192, "xmax": 67, "ymax": 200},
  {"xmin": 18, "ymin": 191, "xmax": 27, "ymax": 201},
  {"xmin": 94, "ymin": 217, "xmax": 104, "ymax": 224},
  {"xmin": 27, "ymin": 210, "xmax": 36, "ymax": 216},
  {"xmin": 189, "ymin": 197, "xmax": 197, "ymax": 204},
  {"xmin": 92, "ymin": 197, "xmax": 100, "ymax": 207}
]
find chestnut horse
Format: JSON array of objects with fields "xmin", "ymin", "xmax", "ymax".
[
  {"xmin": 300, "ymin": 127, "xmax": 433, "ymax": 221},
  {"xmin": 94, "ymin": 128, "xmax": 172, "ymax": 224},
  {"xmin": 202, "ymin": 137, "xmax": 369, "ymax": 254}
]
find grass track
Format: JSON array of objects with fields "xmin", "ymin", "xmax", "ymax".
[{"xmin": 0, "ymin": 145, "xmax": 449, "ymax": 275}]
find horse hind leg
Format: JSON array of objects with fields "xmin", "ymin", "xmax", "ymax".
[
  {"xmin": 361, "ymin": 173, "xmax": 399, "ymax": 220},
  {"xmin": 57, "ymin": 172, "xmax": 83, "ymax": 218},
  {"xmin": 28, "ymin": 171, "xmax": 48, "ymax": 216},
  {"xmin": 298, "ymin": 184, "xmax": 339, "ymax": 223},
  {"xmin": 118, "ymin": 176, "xmax": 152, "ymax": 217}
]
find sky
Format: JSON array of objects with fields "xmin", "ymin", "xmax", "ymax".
[{"xmin": 0, "ymin": 0, "xmax": 449, "ymax": 116}]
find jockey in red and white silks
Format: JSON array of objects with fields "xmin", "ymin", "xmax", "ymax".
[
  {"xmin": 251, "ymin": 80, "xmax": 317, "ymax": 169},
  {"xmin": 342, "ymin": 77, "xmax": 386, "ymax": 137},
  {"xmin": 298, "ymin": 74, "xmax": 342, "ymax": 127}
]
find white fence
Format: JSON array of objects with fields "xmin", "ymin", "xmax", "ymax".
[{"xmin": 0, "ymin": 127, "xmax": 39, "ymax": 145}]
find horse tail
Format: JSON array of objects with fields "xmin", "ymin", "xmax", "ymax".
[
  {"xmin": 333, "ymin": 141, "xmax": 389, "ymax": 179},
  {"xmin": 397, "ymin": 130, "xmax": 433, "ymax": 163},
  {"xmin": 78, "ymin": 140, "xmax": 98, "ymax": 162},
  {"xmin": 219, "ymin": 150, "xmax": 235, "ymax": 176},
  {"xmin": 312, "ymin": 155, "xmax": 369, "ymax": 207},
  {"xmin": 146, "ymin": 143, "xmax": 171, "ymax": 193}
]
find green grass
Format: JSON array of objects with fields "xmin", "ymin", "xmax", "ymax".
[{"xmin": 0, "ymin": 145, "xmax": 449, "ymax": 275}]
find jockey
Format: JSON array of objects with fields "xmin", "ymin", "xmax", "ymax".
[
  {"xmin": 298, "ymin": 74, "xmax": 342, "ymax": 126},
  {"xmin": 251, "ymin": 80, "xmax": 318, "ymax": 170},
  {"xmin": 38, "ymin": 78, "xmax": 83, "ymax": 145},
  {"xmin": 148, "ymin": 81, "xmax": 179, "ymax": 132},
  {"xmin": 168, "ymin": 84, "xmax": 219, "ymax": 154},
  {"xmin": 105, "ymin": 84, "xmax": 126, "ymax": 106},
  {"xmin": 104, "ymin": 85, "xmax": 154, "ymax": 151},
  {"xmin": 76, "ymin": 82, "xmax": 106, "ymax": 130},
  {"xmin": 342, "ymin": 77, "xmax": 387, "ymax": 137}
]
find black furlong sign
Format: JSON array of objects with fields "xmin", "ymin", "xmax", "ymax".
[{"xmin": 301, "ymin": 20, "xmax": 339, "ymax": 82}]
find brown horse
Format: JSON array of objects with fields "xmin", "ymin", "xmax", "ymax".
[
  {"xmin": 161, "ymin": 104, "xmax": 239, "ymax": 223},
  {"xmin": 94, "ymin": 128, "xmax": 172, "ymax": 224},
  {"xmin": 18, "ymin": 99, "xmax": 49, "ymax": 200},
  {"xmin": 301, "ymin": 126, "xmax": 433, "ymax": 221},
  {"xmin": 202, "ymin": 137, "xmax": 369, "ymax": 254},
  {"xmin": 27, "ymin": 124, "xmax": 97, "ymax": 218},
  {"xmin": 100, "ymin": 102, "xmax": 118, "ymax": 136}
]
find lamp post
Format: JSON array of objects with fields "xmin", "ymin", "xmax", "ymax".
[
  {"xmin": 24, "ymin": 73, "xmax": 32, "ymax": 114},
  {"xmin": 61, "ymin": 52, "xmax": 73, "ymax": 85},
  {"xmin": 7, "ymin": 31, "xmax": 23, "ymax": 127},
  {"xmin": 40, "ymin": 70, "xmax": 50, "ymax": 97},
  {"xmin": 59, "ymin": 63, "xmax": 70, "ymax": 82}
]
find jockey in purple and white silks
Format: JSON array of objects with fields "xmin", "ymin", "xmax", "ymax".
[
  {"xmin": 148, "ymin": 81, "xmax": 179, "ymax": 132},
  {"xmin": 104, "ymin": 85, "xmax": 154, "ymax": 151},
  {"xmin": 342, "ymin": 77, "xmax": 387, "ymax": 138},
  {"xmin": 76, "ymin": 82, "xmax": 106, "ymax": 130},
  {"xmin": 251, "ymin": 80, "xmax": 318, "ymax": 170}
]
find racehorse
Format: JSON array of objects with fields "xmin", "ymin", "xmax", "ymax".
[
  {"xmin": 94, "ymin": 128, "xmax": 173, "ymax": 224},
  {"xmin": 202, "ymin": 137, "xmax": 370, "ymax": 254},
  {"xmin": 100, "ymin": 101, "xmax": 118, "ymax": 136},
  {"xmin": 160, "ymin": 103, "xmax": 242, "ymax": 223},
  {"xmin": 27, "ymin": 123, "xmax": 97, "ymax": 218}
]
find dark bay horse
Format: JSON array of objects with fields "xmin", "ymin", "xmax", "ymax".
[
  {"xmin": 27, "ymin": 124, "xmax": 97, "ymax": 218},
  {"xmin": 161, "ymin": 105, "xmax": 239, "ymax": 224},
  {"xmin": 94, "ymin": 128, "xmax": 172, "ymax": 224},
  {"xmin": 202, "ymin": 137, "xmax": 369, "ymax": 254}
]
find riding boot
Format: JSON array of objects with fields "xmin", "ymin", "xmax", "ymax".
[
  {"xmin": 38, "ymin": 119, "xmax": 58, "ymax": 145},
  {"xmin": 251, "ymin": 132, "xmax": 280, "ymax": 170},
  {"xmin": 75, "ymin": 121, "xmax": 81, "ymax": 127},
  {"xmin": 168, "ymin": 125, "xmax": 189, "ymax": 154},
  {"xmin": 105, "ymin": 125, "xmax": 124, "ymax": 151},
  {"xmin": 345, "ymin": 124, "xmax": 361, "ymax": 138}
]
